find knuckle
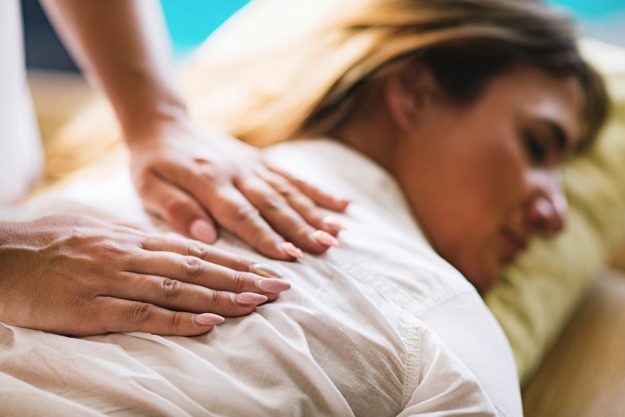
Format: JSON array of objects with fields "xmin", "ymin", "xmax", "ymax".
[
  {"xmin": 230, "ymin": 272, "xmax": 248, "ymax": 292},
  {"xmin": 257, "ymin": 196, "xmax": 285, "ymax": 213},
  {"xmin": 233, "ymin": 205, "xmax": 261, "ymax": 224},
  {"xmin": 207, "ymin": 290, "xmax": 223, "ymax": 308},
  {"xmin": 183, "ymin": 256, "xmax": 207, "ymax": 278},
  {"xmin": 98, "ymin": 240, "xmax": 129, "ymax": 258},
  {"xmin": 138, "ymin": 235, "xmax": 157, "ymax": 250},
  {"xmin": 160, "ymin": 278, "xmax": 183, "ymax": 299},
  {"xmin": 186, "ymin": 241, "xmax": 208, "ymax": 259},
  {"xmin": 190, "ymin": 160, "xmax": 220, "ymax": 184},
  {"xmin": 170, "ymin": 311, "xmax": 185, "ymax": 330},
  {"xmin": 272, "ymin": 180, "xmax": 298, "ymax": 198},
  {"xmin": 197, "ymin": 166, "xmax": 219, "ymax": 184},
  {"xmin": 279, "ymin": 188, "xmax": 297, "ymax": 200},
  {"xmin": 129, "ymin": 302, "xmax": 153, "ymax": 324}
]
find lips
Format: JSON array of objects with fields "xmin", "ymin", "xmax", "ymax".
[{"xmin": 499, "ymin": 227, "xmax": 528, "ymax": 260}]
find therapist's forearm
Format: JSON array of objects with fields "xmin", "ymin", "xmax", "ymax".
[{"xmin": 41, "ymin": 0, "xmax": 186, "ymax": 142}]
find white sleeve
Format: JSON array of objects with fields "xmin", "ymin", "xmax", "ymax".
[
  {"xmin": 422, "ymin": 293, "xmax": 522, "ymax": 417},
  {"xmin": 397, "ymin": 324, "xmax": 498, "ymax": 417}
]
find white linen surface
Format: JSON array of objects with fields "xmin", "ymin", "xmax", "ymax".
[{"xmin": 0, "ymin": 139, "xmax": 521, "ymax": 417}]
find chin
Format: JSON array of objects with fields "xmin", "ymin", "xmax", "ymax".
[
  {"xmin": 455, "ymin": 255, "xmax": 501, "ymax": 293},
  {"xmin": 433, "ymin": 239, "xmax": 502, "ymax": 293}
]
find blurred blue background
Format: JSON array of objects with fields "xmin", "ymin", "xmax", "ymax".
[
  {"xmin": 22, "ymin": 0, "xmax": 625, "ymax": 71},
  {"xmin": 549, "ymin": 0, "xmax": 624, "ymax": 18},
  {"xmin": 162, "ymin": 0, "xmax": 625, "ymax": 57},
  {"xmin": 161, "ymin": 0, "xmax": 249, "ymax": 58}
]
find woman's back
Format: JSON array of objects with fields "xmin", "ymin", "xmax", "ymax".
[{"xmin": 0, "ymin": 140, "xmax": 521, "ymax": 416}]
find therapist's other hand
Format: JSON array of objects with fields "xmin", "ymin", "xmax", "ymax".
[
  {"xmin": 128, "ymin": 121, "xmax": 349, "ymax": 260},
  {"xmin": 0, "ymin": 215, "xmax": 290, "ymax": 337}
]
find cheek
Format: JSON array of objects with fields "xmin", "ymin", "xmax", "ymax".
[
  {"xmin": 398, "ymin": 123, "xmax": 529, "ymax": 286},
  {"xmin": 470, "ymin": 132, "xmax": 528, "ymax": 216},
  {"xmin": 446, "ymin": 127, "xmax": 529, "ymax": 287},
  {"xmin": 443, "ymin": 126, "xmax": 528, "ymax": 238},
  {"xmin": 393, "ymin": 112, "xmax": 531, "ymax": 288}
]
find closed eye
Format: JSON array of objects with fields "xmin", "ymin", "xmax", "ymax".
[{"xmin": 522, "ymin": 131, "xmax": 548, "ymax": 166}]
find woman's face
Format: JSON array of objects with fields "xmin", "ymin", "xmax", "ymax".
[{"xmin": 391, "ymin": 65, "xmax": 582, "ymax": 291}]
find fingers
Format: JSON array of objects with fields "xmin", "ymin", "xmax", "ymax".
[
  {"xmin": 94, "ymin": 296, "xmax": 225, "ymax": 336},
  {"xmin": 140, "ymin": 233, "xmax": 288, "ymax": 279},
  {"xmin": 268, "ymin": 166, "xmax": 350, "ymax": 212},
  {"xmin": 110, "ymin": 271, "xmax": 270, "ymax": 317},
  {"xmin": 141, "ymin": 234, "xmax": 253, "ymax": 271},
  {"xmin": 261, "ymin": 172, "xmax": 346, "ymax": 236},
  {"xmin": 123, "ymin": 251, "xmax": 290, "ymax": 297},
  {"xmin": 236, "ymin": 177, "xmax": 333, "ymax": 254},
  {"xmin": 192, "ymin": 183, "xmax": 297, "ymax": 260},
  {"xmin": 138, "ymin": 234, "xmax": 289, "ymax": 303},
  {"xmin": 140, "ymin": 174, "xmax": 218, "ymax": 244}
]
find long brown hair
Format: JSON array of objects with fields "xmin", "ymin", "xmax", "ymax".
[
  {"xmin": 195, "ymin": 0, "xmax": 607, "ymax": 150},
  {"xmin": 44, "ymin": 0, "xmax": 608, "ymax": 185}
]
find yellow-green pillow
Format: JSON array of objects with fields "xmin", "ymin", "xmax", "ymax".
[{"xmin": 485, "ymin": 39, "xmax": 625, "ymax": 384}]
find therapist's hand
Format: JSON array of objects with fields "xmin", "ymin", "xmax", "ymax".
[
  {"xmin": 127, "ymin": 121, "xmax": 349, "ymax": 261},
  {"xmin": 0, "ymin": 215, "xmax": 290, "ymax": 337}
]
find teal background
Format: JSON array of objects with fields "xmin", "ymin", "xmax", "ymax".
[
  {"xmin": 161, "ymin": 1, "xmax": 625, "ymax": 57},
  {"xmin": 549, "ymin": 0, "xmax": 625, "ymax": 18},
  {"xmin": 161, "ymin": 0, "xmax": 250, "ymax": 57}
]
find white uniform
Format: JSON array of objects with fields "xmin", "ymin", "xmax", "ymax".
[
  {"xmin": 0, "ymin": 0, "xmax": 43, "ymax": 202},
  {"xmin": 0, "ymin": 139, "xmax": 522, "ymax": 416}
]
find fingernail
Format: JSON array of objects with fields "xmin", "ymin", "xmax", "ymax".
[
  {"xmin": 312, "ymin": 230, "xmax": 340, "ymax": 247},
  {"xmin": 322, "ymin": 216, "xmax": 348, "ymax": 232},
  {"xmin": 252, "ymin": 263, "xmax": 286, "ymax": 278},
  {"xmin": 236, "ymin": 292, "xmax": 268, "ymax": 306},
  {"xmin": 280, "ymin": 242, "xmax": 303, "ymax": 258},
  {"xmin": 193, "ymin": 313, "xmax": 225, "ymax": 326},
  {"xmin": 337, "ymin": 198, "xmax": 351, "ymax": 210},
  {"xmin": 257, "ymin": 278, "xmax": 291, "ymax": 293},
  {"xmin": 190, "ymin": 219, "xmax": 217, "ymax": 243}
]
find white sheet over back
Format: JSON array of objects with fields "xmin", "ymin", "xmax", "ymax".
[{"xmin": 0, "ymin": 140, "xmax": 521, "ymax": 416}]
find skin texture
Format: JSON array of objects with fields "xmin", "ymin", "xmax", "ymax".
[
  {"xmin": 40, "ymin": 0, "xmax": 348, "ymax": 258},
  {"xmin": 0, "ymin": 215, "xmax": 291, "ymax": 336},
  {"xmin": 338, "ymin": 63, "xmax": 581, "ymax": 291}
]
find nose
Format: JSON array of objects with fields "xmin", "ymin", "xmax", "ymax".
[{"xmin": 525, "ymin": 169, "xmax": 567, "ymax": 235}]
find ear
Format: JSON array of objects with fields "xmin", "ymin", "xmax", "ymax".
[{"xmin": 384, "ymin": 61, "xmax": 438, "ymax": 133}]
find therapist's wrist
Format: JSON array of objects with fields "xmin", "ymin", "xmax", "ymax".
[{"xmin": 120, "ymin": 96, "xmax": 190, "ymax": 148}]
